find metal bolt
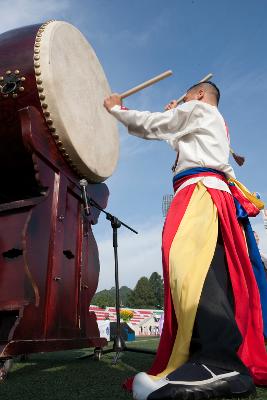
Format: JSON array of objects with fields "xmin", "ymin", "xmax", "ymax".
[{"xmin": 82, "ymin": 284, "xmax": 89, "ymax": 289}]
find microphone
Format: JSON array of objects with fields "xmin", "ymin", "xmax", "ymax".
[{"xmin": 79, "ymin": 179, "xmax": 90, "ymax": 216}]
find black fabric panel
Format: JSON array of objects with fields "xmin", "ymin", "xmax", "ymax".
[
  {"xmin": 167, "ymin": 362, "xmax": 212, "ymax": 381},
  {"xmin": 189, "ymin": 228, "xmax": 249, "ymax": 375}
]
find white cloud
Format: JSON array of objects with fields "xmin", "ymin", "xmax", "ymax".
[
  {"xmin": 119, "ymin": 133, "xmax": 153, "ymax": 160},
  {"xmin": 0, "ymin": 0, "xmax": 70, "ymax": 33},
  {"xmin": 221, "ymin": 68, "xmax": 267, "ymax": 100},
  {"xmin": 94, "ymin": 218, "xmax": 163, "ymax": 291},
  {"xmin": 87, "ymin": 11, "xmax": 168, "ymax": 49}
]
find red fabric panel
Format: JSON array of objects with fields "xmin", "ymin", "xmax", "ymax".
[
  {"xmin": 228, "ymin": 184, "xmax": 259, "ymax": 217},
  {"xmin": 208, "ymin": 188, "xmax": 267, "ymax": 385}
]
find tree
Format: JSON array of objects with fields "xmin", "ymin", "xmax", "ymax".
[
  {"xmin": 128, "ymin": 277, "xmax": 157, "ymax": 308},
  {"xmin": 117, "ymin": 286, "xmax": 133, "ymax": 306},
  {"xmin": 149, "ymin": 272, "xmax": 164, "ymax": 309},
  {"xmin": 92, "ymin": 286, "xmax": 133, "ymax": 308},
  {"xmin": 92, "ymin": 290, "xmax": 115, "ymax": 308}
]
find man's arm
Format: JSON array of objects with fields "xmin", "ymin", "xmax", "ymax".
[
  {"xmin": 164, "ymin": 99, "xmax": 179, "ymax": 111},
  {"xmin": 104, "ymin": 94, "xmax": 196, "ymax": 141}
]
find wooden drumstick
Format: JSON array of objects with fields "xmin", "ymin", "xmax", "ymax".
[
  {"xmin": 119, "ymin": 70, "xmax": 173, "ymax": 99},
  {"xmin": 176, "ymin": 73, "xmax": 213, "ymax": 105}
]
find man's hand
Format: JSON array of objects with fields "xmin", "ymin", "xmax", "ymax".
[
  {"xmin": 164, "ymin": 99, "xmax": 178, "ymax": 111},
  {"xmin": 103, "ymin": 93, "xmax": 122, "ymax": 112}
]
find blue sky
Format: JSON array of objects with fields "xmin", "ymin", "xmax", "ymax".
[{"xmin": 2, "ymin": 0, "xmax": 267, "ymax": 290}]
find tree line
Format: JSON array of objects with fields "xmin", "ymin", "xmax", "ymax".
[{"xmin": 92, "ymin": 272, "xmax": 164, "ymax": 309}]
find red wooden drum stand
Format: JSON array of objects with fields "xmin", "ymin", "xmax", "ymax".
[
  {"xmin": 0, "ymin": 105, "xmax": 108, "ymax": 356},
  {"xmin": 0, "ymin": 21, "xmax": 119, "ymax": 371}
]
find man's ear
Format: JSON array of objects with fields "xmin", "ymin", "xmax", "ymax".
[{"xmin": 197, "ymin": 89, "xmax": 204, "ymax": 100}]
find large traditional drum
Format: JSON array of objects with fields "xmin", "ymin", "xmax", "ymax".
[
  {"xmin": 0, "ymin": 20, "xmax": 119, "ymax": 183},
  {"xmin": 0, "ymin": 21, "xmax": 115, "ymax": 373},
  {"xmin": 34, "ymin": 20, "xmax": 119, "ymax": 182}
]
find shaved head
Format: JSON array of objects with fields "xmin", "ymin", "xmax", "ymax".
[{"xmin": 187, "ymin": 81, "xmax": 220, "ymax": 105}]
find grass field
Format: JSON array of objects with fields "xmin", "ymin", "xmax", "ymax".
[{"xmin": 1, "ymin": 337, "xmax": 267, "ymax": 400}]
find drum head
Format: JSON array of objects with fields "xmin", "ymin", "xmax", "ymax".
[{"xmin": 34, "ymin": 21, "xmax": 119, "ymax": 182}]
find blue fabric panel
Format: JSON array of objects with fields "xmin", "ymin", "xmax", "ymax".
[
  {"xmin": 242, "ymin": 217, "xmax": 267, "ymax": 337},
  {"xmin": 173, "ymin": 167, "xmax": 225, "ymax": 184}
]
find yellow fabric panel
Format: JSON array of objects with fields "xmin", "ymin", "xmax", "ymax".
[
  {"xmin": 157, "ymin": 182, "xmax": 218, "ymax": 378},
  {"xmin": 228, "ymin": 177, "xmax": 264, "ymax": 210}
]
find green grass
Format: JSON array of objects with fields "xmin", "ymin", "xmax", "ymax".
[{"xmin": 1, "ymin": 338, "xmax": 267, "ymax": 400}]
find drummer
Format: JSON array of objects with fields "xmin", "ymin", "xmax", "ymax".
[{"xmin": 104, "ymin": 83, "xmax": 267, "ymax": 400}]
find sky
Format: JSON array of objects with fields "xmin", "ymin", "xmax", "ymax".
[{"xmin": 1, "ymin": 0, "xmax": 267, "ymax": 290}]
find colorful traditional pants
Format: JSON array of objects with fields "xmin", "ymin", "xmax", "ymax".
[{"xmin": 147, "ymin": 173, "xmax": 267, "ymax": 385}]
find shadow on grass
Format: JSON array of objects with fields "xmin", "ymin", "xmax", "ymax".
[
  {"xmin": 0, "ymin": 345, "xmax": 156, "ymax": 400},
  {"xmin": 1, "ymin": 341, "xmax": 267, "ymax": 400}
]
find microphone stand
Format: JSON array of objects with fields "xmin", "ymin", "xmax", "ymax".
[{"xmin": 79, "ymin": 181, "xmax": 156, "ymax": 364}]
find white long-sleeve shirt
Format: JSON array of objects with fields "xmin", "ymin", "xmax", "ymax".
[{"xmin": 110, "ymin": 100, "xmax": 236, "ymax": 193}]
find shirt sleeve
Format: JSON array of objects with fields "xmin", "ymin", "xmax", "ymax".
[{"xmin": 110, "ymin": 102, "xmax": 197, "ymax": 141}]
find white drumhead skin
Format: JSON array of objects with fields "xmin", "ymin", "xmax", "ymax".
[{"xmin": 35, "ymin": 21, "xmax": 119, "ymax": 182}]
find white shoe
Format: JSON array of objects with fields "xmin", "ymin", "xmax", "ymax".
[
  {"xmin": 132, "ymin": 372, "xmax": 167, "ymax": 400},
  {"xmin": 132, "ymin": 365, "xmax": 255, "ymax": 400},
  {"xmin": 132, "ymin": 365, "xmax": 240, "ymax": 400}
]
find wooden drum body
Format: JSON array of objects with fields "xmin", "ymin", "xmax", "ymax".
[{"xmin": 0, "ymin": 21, "xmax": 118, "ymax": 358}]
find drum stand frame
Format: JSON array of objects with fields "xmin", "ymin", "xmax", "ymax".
[{"xmin": 80, "ymin": 193, "xmax": 156, "ymax": 364}]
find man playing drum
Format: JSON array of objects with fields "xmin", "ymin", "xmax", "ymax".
[{"xmin": 104, "ymin": 82, "xmax": 267, "ymax": 400}]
